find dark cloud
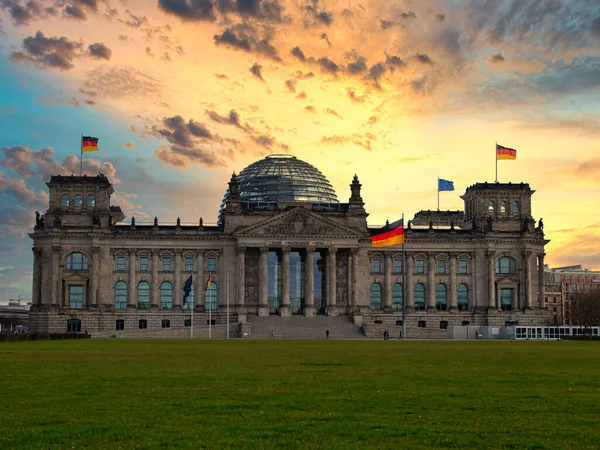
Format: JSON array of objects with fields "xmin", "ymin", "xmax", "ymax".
[
  {"xmin": 380, "ymin": 11, "xmax": 416, "ymax": 29},
  {"xmin": 317, "ymin": 56, "xmax": 338, "ymax": 74},
  {"xmin": 285, "ymin": 79, "xmax": 296, "ymax": 92},
  {"xmin": 385, "ymin": 54, "xmax": 405, "ymax": 69},
  {"xmin": 591, "ymin": 16, "xmax": 600, "ymax": 38},
  {"xmin": 304, "ymin": 105, "xmax": 315, "ymax": 113},
  {"xmin": 158, "ymin": 0, "xmax": 216, "ymax": 21},
  {"xmin": 341, "ymin": 8, "xmax": 352, "ymax": 17},
  {"xmin": 10, "ymin": 31, "xmax": 83, "ymax": 70},
  {"xmin": 367, "ymin": 62, "xmax": 386, "ymax": 84},
  {"xmin": 290, "ymin": 46, "xmax": 306, "ymax": 61},
  {"xmin": 214, "ymin": 23, "xmax": 280, "ymax": 61},
  {"xmin": 250, "ymin": 62, "xmax": 263, "ymax": 80},
  {"xmin": 64, "ymin": 4, "xmax": 87, "ymax": 20},
  {"xmin": 158, "ymin": 0, "xmax": 287, "ymax": 23},
  {"xmin": 436, "ymin": 13, "xmax": 445, "ymax": 22},
  {"xmin": 301, "ymin": 0, "xmax": 333, "ymax": 26},
  {"xmin": 0, "ymin": 0, "xmax": 56, "ymax": 25},
  {"xmin": 89, "ymin": 42, "xmax": 112, "ymax": 60},
  {"xmin": 206, "ymin": 109, "xmax": 242, "ymax": 127},
  {"xmin": 488, "ymin": 53, "xmax": 505, "ymax": 64},
  {"xmin": 415, "ymin": 53, "xmax": 433, "ymax": 65},
  {"xmin": 320, "ymin": 32, "xmax": 331, "ymax": 46},
  {"xmin": 346, "ymin": 56, "xmax": 367, "ymax": 74}
]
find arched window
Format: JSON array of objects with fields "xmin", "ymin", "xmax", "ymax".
[
  {"xmin": 392, "ymin": 283, "xmax": 403, "ymax": 311},
  {"xmin": 183, "ymin": 283, "xmax": 195, "ymax": 309},
  {"xmin": 205, "ymin": 282, "xmax": 218, "ymax": 310},
  {"xmin": 137, "ymin": 281, "xmax": 150, "ymax": 310},
  {"xmin": 501, "ymin": 201, "xmax": 507, "ymax": 214},
  {"xmin": 74, "ymin": 194, "xmax": 83, "ymax": 207},
  {"xmin": 160, "ymin": 281, "xmax": 173, "ymax": 310},
  {"xmin": 435, "ymin": 284, "xmax": 447, "ymax": 311},
  {"xmin": 414, "ymin": 283, "xmax": 425, "ymax": 311},
  {"xmin": 67, "ymin": 319, "xmax": 81, "ymax": 333},
  {"xmin": 488, "ymin": 200, "xmax": 495, "ymax": 213},
  {"xmin": 370, "ymin": 283, "xmax": 382, "ymax": 310},
  {"xmin": 61, "ymin": 194, "xmax": 70, "ymax": 207},
  {"xmin": 66, "ymin": 252, "xmax": 89, "ymax": 271},
  {"xmin": 114, "ymin": 281, "xmax": 127, "ymax": 310},
  {"xmin": 512, "ymin": 201, "xmax": 519, "ymax": 214},
  {"xmin": 458, "ymin": 284, "xmax": 469, "ymax": 311},
  {"xmin": 87, "ymin": 194, "xmax": 96, "ymax": 208},
  {"xmin": 495, "ymin": 256, "xmax": 517, "ymax": 274}
]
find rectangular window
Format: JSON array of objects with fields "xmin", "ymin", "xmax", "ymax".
[
  {"xmin": 416, "ymin": 260, "xmax": 425, "ymax": 274},
  {"xmin": 162, "ymin": 257, "xmax": 171, "ymax": 272},
  {"xmin": 116, "ymin": 320, "xmax": 125, "ymax": 331},
  {"xmin": 418, "ymin": 320, "xmax": 426, "ymax": 328},
  {"xmin": 116, "ymin": 256, "xmax": 126, "ymax": 272},
  {"xmin": 461, "ymin": 320, "xmax": 470, "ymax": 326},
  {"xmin": 437, "ymin": 260, "xmax": 446, "ymax": 274},
  {"xmin": 440, "ymin": 321, "xmax": 448, "ymax": 330},
  {"xmin": 459, "ymin": 260, "xmax": 468, "ymax": 274},
  {"xmin": 185, "ymin": 257, "xmax": 194, "ymax": 271},
  {"xmin": 162, "ymin": 319, "xmax": 170, "ymax": 328},
  {"xmin": 67, "ymin": 319, "xmax": 81, "ymax": 333},
  {"xmin": 393, "ymin": 259, "xmax": 402, "ymax": 273},
  {"xmin": 184, "ymin": 319, "xmax": 191, "ymax": 327},
  {"xmin": 139, "ymin": 319, "xmax": 147, "ymax": 329},
  {"xmin": 69, "ymin": 285, "xmax": 84, "ymax": 309},
  {"xmin": 372, "ymin": 258, "xmax": 381, "ymax": 273},
  {"xmin": 208, "ymin": 257, "xmax": 217, "ymax": 272},
  {"xmin": 500, "ymin": 288, "xmax": 514, "ymax": 311},
  {"xmin": 140, "ymin": 257, "xmax": 149, "ymax": 271}
]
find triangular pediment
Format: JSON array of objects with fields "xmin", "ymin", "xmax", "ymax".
[
  {"xmin": 235, "ymin": 207, "xmax": 364, "ymax": 238},
  {"xmin": 496, "ymin": 275, "xmax": 518, "ymax": 285},
  {"xmin": 63, "ymin": 272, "xmax": 89, "ymax": 281}
]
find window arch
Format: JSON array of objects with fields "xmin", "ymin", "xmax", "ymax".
[
  {"xmin": 392, "ymin": 283, "xmax": 403, "ymax": 311},
  {"xmin": 414, "ymin": 283, "xmax": 425, "ymax": 311},
  {"xmin": 66, "ymin": 252, "xmax": 89, "ymax": 271},
  {"xmin": 501, "ymin": 201, "xmax": 507, "ymax": 214},
  {"xmin": 370, "ymin": 283, "xmax": 382, "ymax": 310},
  {"xmin": 435, "ymin": 284, "xmax": 447, "ymax": 311},
  {"xmin": 137, "ymin": 281, "xmax": 150, "ymax": 310},
  {"xmin": 205, "ymin": 282, "xmax": 218, "ymax": 310},
  {"xmin": 512, "ymin": 200, "xmax": 519, "ymax": 214},
  {"xmin": 495, "ymin": 256, "xmax": 517, "ymax": 274},
  {"xmin": 458, "ymin": 284, "xmax": 469, "ymax": 311},
  {"xmin": 160, "ymin": 281, "xmax": 173, "ymax": 310},
  {"xmin": 74, "ymin": 194, "xmax": 83, "ymax": 207},
  {"xmin": 87, "ymin": 194, "xmax": 96, "ymax": 208},
  {"xmin": 61, "ymin": 194, "xmax": 70, "ymax": 207},
  {"xmin": 183, "ymin": 282, "xmax": 195, "ymax": 309},
  {"xmin": 488, "ymin": 200, "xmax": 495, "ymax": 213},
  {"xmin": 114, "ymin": 281, "xmax": 127, "ymax": 310}
]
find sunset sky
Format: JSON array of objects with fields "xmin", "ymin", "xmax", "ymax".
[{"xmin": 1, "ymin": 0, "xmax": 600, "ymax": 302}]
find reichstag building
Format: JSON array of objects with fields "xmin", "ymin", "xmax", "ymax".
[{"xmin": 29, "ymin": 154, "xmax": 549, "ymax": 338}]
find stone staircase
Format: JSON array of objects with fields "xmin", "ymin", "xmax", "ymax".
[{"xmin": 246, "ymin": 315, "xmax": 366, "ymax": 339}]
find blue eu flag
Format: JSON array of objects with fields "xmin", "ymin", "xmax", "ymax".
[
  {"xmin": 438, "ymin": 178, "xmax": 454, "ymax": 192},
  {"xmin": 183, "ymin": 274, "xmax": 193, "ymax": 303}
]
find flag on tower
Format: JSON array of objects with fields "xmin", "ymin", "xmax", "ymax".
[
  {"xmin": 438, "ymin": 178, "xmax": 454, "ymax": 191},
  {"xmin": 371, "ymin": 219, "xmax": 404, "ymax": 247},
  {"xmin": 496, "ymin": 144, "xmax": 516, "ymax": 160},
  {"xmin": 82, "ymin": 136, "xmax": 99, "ymax": 152}
]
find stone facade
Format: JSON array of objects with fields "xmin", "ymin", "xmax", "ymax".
[{"xmin": 29, "ymin": 171, "xmax": 549, "ymax": 338}]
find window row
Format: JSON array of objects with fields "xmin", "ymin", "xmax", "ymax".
[
  {"xmin": 369, "ymin": 283, "xmax": 470, "ymax": 311},
  {"xmin": 115, "ymin": 255, "xmax": 216, "ymax": 272},
  {"xmin": 61, "ymin": 194, "xmax": 96, "ymax": 208},
  {"xmin": 67, "ymin": 318, "xmax": 215, "ymax": 333},
  {"xmin": 371, "ymin": 258, "xmax": 470, "ymax": 274},
  {"xmin": 113, "ymin": 281, "xmax": 218, "ymax": 310},
  {"xmin": 488, "ymin": 200, "xmax": 519, "ymax": 214}
]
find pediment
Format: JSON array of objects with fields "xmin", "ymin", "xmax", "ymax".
[
  {"xmin": 496, "ymin": 275, "xmax": 518, "ymax": 285},
  {"xmin": 457, "ymin": 253, "xmax": 471, "ymax": 260},
  {"xmin": 63, "ymin": 272, "xmax": 89, "ymax": 281},
  {"xmin": 235, "ymin": 207, "xmax": 363, "ymax": 238},
  {"xmin": 436, "ymin": 253, "xmax": 449, "ymax": 260}
]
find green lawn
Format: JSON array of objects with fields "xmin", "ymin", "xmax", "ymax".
[{"xmin": 1, "ymin": 340, "xmax": 599, "ymax": 449}]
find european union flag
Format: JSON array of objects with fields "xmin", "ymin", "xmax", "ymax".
[
  {"xmin": 438, "ymin": 178, "xmax": 454, "ymax": 192},
  {"xmin": 183, "ymin": 274, "xmax": 193, "ymax": 303}
]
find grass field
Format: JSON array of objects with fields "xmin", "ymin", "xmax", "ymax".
[{"xmin": 1, "ymin": 340, "xmax": 600, "ymax": 449}]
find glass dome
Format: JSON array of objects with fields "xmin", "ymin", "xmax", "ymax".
[{"xmin": 219, "ymin": 154, "xmax": 339, "ymax": 223}]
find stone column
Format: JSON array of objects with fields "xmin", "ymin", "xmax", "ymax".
[
  {"xmin": 151, "ymin": 250, "xmax": 159, "ymax": 309},
  {"xmin": 523, "ymin": 251, "xmax": 532, "ymax": 309},
  {"xmin": 538, "ymin": 252, "xmax": 546, "ymax": 309},
  {"xmin": 91, "ymin": 246, "xmax": 100, "ymax": 308},
  {"xmin": 51, "ymin": 245, "xmax": 60, "ymax": 307},
  {"xmin": 449, "ymin": 254, "xmax": 457, "ymax": 310},
  {"xmin": 383, "ymin": 253, "xmax": 392, "ymax": 312},
  {"xmin": 405, "ymin": 253, "xmax": 414, "ymax": 311},
  {"xmin": 487, "ymin": 250, "xmax": 496, "ymax": 310},
  {"xmin": 196, "ymin": 250, "xmax": 204, "ymax": 310},
  {"xmin": 427, "ymin": 253, "xmax": 436, "ymax": 311},
  {"xmin": 258, "ymin": 247, "xmax": 269, "ymax": 317},
  {"xmin": 32, "ymin": 248, "xmax": 42, "ymax": 307},
  {"xmin": 350, "ymin": 248, "xmax": 359, "ymax": 313},
  {"xmin": 237, "ymin": 246, "xmax": 246, "ymax": 310},
  {"xmin": 128, "ymin": 250, "xmax": 136, "ymax": 309},
  {"xmin": 327, "ymin": 247, "xmax": 338, "ymax": 316},
  {"xmin": 174, "ymin": 250, "xmax": 182, "ymax": 310},
  {"xmin": 280, "ymin": 246, "xmax": 291, "ymax": 317},
  {"xmin": 304, "ymin": 246, "xmax": 316, "ymax": 317}
]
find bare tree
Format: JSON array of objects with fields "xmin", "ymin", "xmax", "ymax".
[{"xmin": 570, "ymin": 292, "xmax": 600, "ymax": 338}]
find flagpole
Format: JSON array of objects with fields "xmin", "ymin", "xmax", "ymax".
[
  {"xmin": 191, "ymin": 293, "xmax": 194, "ymax": 340},
  {"xmin": 437, "ymin": 177, "xmax": 440, "ymax": 211},
  {"xmin": 80, "ymin": 134, "xmax": 83, "ymax": 176},
  {"xmin": 208, "ymin": 273, "xmax": 212, "ymax": 339},
  {"xmin": 495, "ymin": 142, "xmax": 498, "ymax": 182},
  {"xmin": 401, "ymin": 212, "xmax": 406, "ymax": 340},
  {"xmin": 226, "ymin": 272, "xmax": 230, "ymax": 339}
]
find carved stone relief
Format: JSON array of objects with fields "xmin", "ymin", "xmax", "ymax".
[
  {"xmin": 262, "ymin": 212, "xmax": 338, "ymax": 236},
  {"xmin": 336, "ymin": 249, "xmax": 349, "ymax": 306},
  {"xmin": 245, "ymin": 249, "xmax": 259, "ymax": 306}
]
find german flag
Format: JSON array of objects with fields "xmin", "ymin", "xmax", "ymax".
[
  {"xmin": 202, "ymin": 275, "xmax": 212, "ymax": 295},
  {"xmin": 82, "ymin": 136, "xmax": 99, "ymax": 152},
  {"xmin": 371, "ymin": 221, "xmax": 404, "ymax": 247},
  {"xmin": 496, "ymin": 144, "xmax": 516, "ymax": 160}
]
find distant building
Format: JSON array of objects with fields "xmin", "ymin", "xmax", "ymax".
[
  {"xmin": 29, "ymin": 154, "xmax": 549, "ymax": 338},
  {"xmin": 0, "ymin": 301, "xmax": 31, "ymax": 333},
  {"xmin": 545, "ymin": 265, "xmax": 600, "ymax": 325}
]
